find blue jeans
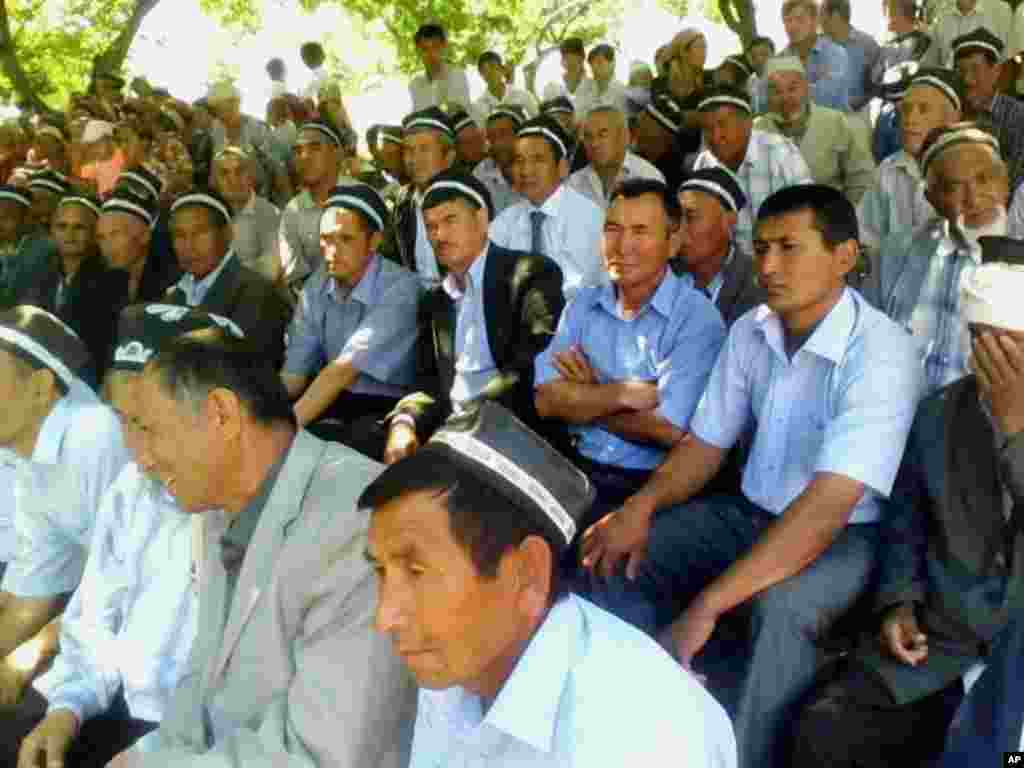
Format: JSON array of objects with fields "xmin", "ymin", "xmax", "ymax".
[{"xmin": 583, "ymin": 494, "xmax": 880, "ymax": 768}]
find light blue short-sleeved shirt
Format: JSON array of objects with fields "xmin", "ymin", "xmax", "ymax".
[
  {"xmin": 3, "ymin": 396, "xmax": 129, "ymax": 597},
  {"xmin": 692, "ymin": 288, "xmax": 923, "ymax": 524},
  {"xmin": 445, "ymin": 248, "xmax": 498, "ymax": 410},
  {"xmin": 489, "ymin": 184, "xmax": 606, "ymax": 301},
  {"xmin": 35, "ymin": 463, "xmax": 197, "ymax": 731},
  {"xmin": 756, "ymin": 36, "xmax": 850, "ymax": 112},
  {"xmin": 536, "ymin": 270, "xmax": 726, "ymax": 470},
  {"xmin": 284, "ymin": 255, "xmax": 421, "ymax": 398},
  {"xmin": 410, "ymin": 594, "xmax": 737, "ymax": 768}
]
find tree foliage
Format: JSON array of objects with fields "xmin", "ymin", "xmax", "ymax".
[
  {"xmin": 657, "ymin": 0, "xmax": 755, "ymax": 45},
  {"xmin": 300, "ymin": 0, "xmax": 621, "ymax": 73}
]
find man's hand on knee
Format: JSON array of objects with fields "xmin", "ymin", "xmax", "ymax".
[{"xmin": 17, "ymin": 708, "xmax": 78, "ymax": 768}]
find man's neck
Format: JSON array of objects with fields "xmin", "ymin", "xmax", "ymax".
[
  {"xmin": 619, "ymin": 266, "xmax": 667, "ymax": 316},
  {"xmin": 792, "ymin": 36, "xmax": 817, "ymax": 62},
  {"xmin": 11, "ymin": 395, "xmax": 58, "ymax": 460},
  {"xmin": 690, "ymin": 247, "xmax": 729, "ymax": 289},
  {"xmin": 222, "ymin": 425, "xmax": 294, "ymax": 521},
  {"xmin": 60, "ymin": 249, "xmax": 89, "ymax": 282},
  {"xmin": 564, "ymin": 72, "xmax": 583, "ymax": 92},
  {"xmin": 595, "ymin": 77, "xmax": 612, "ymax": 94},
  {"xmin": 594, "ymin": 155, "xmax": 626, "ymax": 196},
  {"xmin": 125, "ymin": 252, "xmax": 148, "ymax": 301},
  {"xmin": 228, "ymin": 192, "xmax": 252, "ymax": 214},
  {"xmin": 956, "ymin": 2, "xmax": 978, "ymax": 16},
  {"xmin": 426, "ymin": 63, "xmax": 446, "ymax": 82},
  {"xmin": 782, "ymin": 285, "xmax": 843, "ymax": 339},
  {"xmin": 306, "ymin": 177, "xmax": 336, "ymax": 207},
  {"xmin": 488, "ymin": 81, "xmax": 507, "ymax": 100},
  {"xmin": 829, "ymin": 23, "xmax": 851, "ymax": 44}
]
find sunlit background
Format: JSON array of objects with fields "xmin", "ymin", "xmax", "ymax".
[{"xmin": 124, "ymin": 0, "xmax": 890, "ymax": 145}]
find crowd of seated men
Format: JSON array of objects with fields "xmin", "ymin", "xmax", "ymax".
[{"xmin": 1, "ymin": 4, "xmax": 1024, "ymax": 766}]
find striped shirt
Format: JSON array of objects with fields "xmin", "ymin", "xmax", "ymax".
[
  {"xmin": 857, "ymin": 150, "xmax": 936, "ymax": 252},
  {"xmin": 693, "ymin": 130, "xmax": 814, "ymax": 253}
]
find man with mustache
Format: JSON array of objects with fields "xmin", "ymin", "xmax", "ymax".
[{"xmin": 382, "ymin": 169, "xmax": 565, "ymax": 465}]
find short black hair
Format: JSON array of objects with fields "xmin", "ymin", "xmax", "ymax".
[
  {"xmin": 147, "ymin": 328, "xmax": 296, "ymax": 428},
  {"xmin": 588, "ymin": 43, "xmax": 615, "ymax": 63},
  {"xmin": 822, "ymin": 0, "xmax": 851, "ymax": 21},
  {"xmin": 749, "ymin": 36, "xmax": 776, "ymax": 53},
  {"xmin": 477, "ymin": 50, "xmax": 502, "ymax": 69},
  {"xmin": 610, "ymin": 177, "xmax": 683, "ymax": 224},
  {"xmin": 560, "ymin": 37, "xmax": 585, "ymax": 57},
  {"xmin": 415, "ymin": 23, "xmax": 447, "ymax": 44},
  {"xmin": 265, "ymin": 58, "xmax": 286, "ymax": 81},
  {"xmin": 358, "ymin": 447, "xmax": 565, "ymax": 597},
  {"xmin": 756, "ymin": 183, "xmax": 859, "ymax": 249}
]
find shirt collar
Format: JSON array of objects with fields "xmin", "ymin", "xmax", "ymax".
[
  {"xmin": 754, "ymin": 286, "xmax": 857, "ymax": 364},
  {"xmin": 483, "ymin": 597, "xmax": 580, "ymax": 754},
  {"xmin": 179, "ymin": 250, "xmax": 235, "ymax": 298},
  {"xmin": 220, "ymin": 447, "xmax": 288, "ymax": 558},
  {"xmin": 535, "ymin": 183, "xmax": 567, "ymax": 216},
  {"xmin": 442, "ymin": 244, "xmax": 489, "ymax": 300},
  {"xmin": 595, "ymin": 268, "xmax": 680, "ymax": 319},
  {"xmin": 32, "ymin": 396, "xmax": 71, "ymax": 464},
  {"xmin": 240, "ymin": 192, "xmax": 257, "ymax": 215},
  {"xmin": 891, "ymin": 150, "xmax": 921, "ymax": 177}
]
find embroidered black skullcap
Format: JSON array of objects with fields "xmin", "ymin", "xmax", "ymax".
[
  {"xmin": 422, "ymin": 168, "xmax": 494, "ymax": 220},
  {"xmin": 102, "ymin": 188, "xmax": 157, "ymax": 227},
  {"xmin": 952, "ymin": 27, "xmax": 1004, "ymax": 61},
  {"xmin": 381, "ymin": 402, "xmax": 595, "ymax": 551},
  {"xmin": 323, "ymin": 183, "xmax": 390, "ymax": 232},
  {"xmin": 920, "ymin": 122, "xmax": 1001, "ymax": 177},
  {"xmin": 27, "ymin": 169, "xmax": 70, "ymax": 197},
  {"xmin": 678, "ymin": 168, "xmax": 748, "ymax": 213},
  {"xmin": 297, "ymin": 118, "xmax": 344, "ymax": 147},
  {"xmin": 112, "ymin": 303, "xmax": 244, "ymax": 373},
  {"xmin": 907, "ymin": 67, "xmax": 966, "ymax": 113},
  {"xmin": 697, "ymin": 84, "xmax": 752, "ymax": 115},
  {"xmin": 57, "ymin": 190, "xmax": 102, "ymax": 218},
  {"xmin": 486, "ymin": 104, "xmax": 527, "ymax": 128},
  {"xmin": 0, "ymin": 185, "xmax": 31, "ymax": 209},
  {"xmin": 516, "ymin": 116, "xmax": 570, "ymax": 160},
  {"xmin": 170, "ymin": 188, "xmax": 233, "ymax": 227},
  {"xmin": 448, "ymin": 108, "xmax": 478, "ymax": 135},
  {"xmin": 540, "ymin": 97, "xmax": 574, "ymax": 117},
  {"xmin": 0, "ymin": 306, "xmax": 90, "ymax": 388},
  {"xmin": 402, "ymin": 107, "xmax": 455, "ymax": 140},
  {"xmin": 644, "ymin": 94, "xmax": 684, "ymax": 135},
  {"xmin": 116, "ymin": 165, "xmax": 164, "ymax": 203}
]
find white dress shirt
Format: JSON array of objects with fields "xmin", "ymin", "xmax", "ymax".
[
  {"xmin": 472, "ymin": 87, "xmax": 539, "ymax": 127},
  {"xmin": 443, "ymin": 247, "xmax": 498, "ymax": 410},
  {"xmin": 409, "ymin": 65, "xmax": 471, "ymax": 111},
  {"xmin": 409, "ymin": 594, "xmax": 737, "ymax": 768},
  {"xmin": 2, "ymin": 395, "xmax": 128, "ymax": 598},
  {"xmin": 566, "ymin": 151, "xmax": 665, "ymax": 209},
  {"xmin": 573, "ymin": 78, "xmax": 630, "ymax": 120},
  {"xmin": 35, "ymin": 463, "xmax": 198, "ymax": 734},
  {"xmin": 488, "ymin": 184, "xmax": 605, "ymax": 299}
]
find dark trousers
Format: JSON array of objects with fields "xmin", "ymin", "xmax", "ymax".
[
  {"xmin": 561, "ymin": 458, "xmax": 650, "ymax": 577},
  {"xmin": 792, "ymin": 659, "xmax": 964, "ymax": 768},
  {"xmin": 305, "ymin": 392, "xmax": 399, "ymax": 463},
  {"xmin": 0, "ymin": 687, "xmax": 157, "ymax": 767}
]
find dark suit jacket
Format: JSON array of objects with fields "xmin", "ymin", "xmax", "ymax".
[
  {"xmin": 395, "ymin": 242, "xmax": 566, "ymax": 446},
  {"xmin": 22, "ymin": 251, "xmax": 124, "ymax": 383},
  {"xmin": 165, "ymin": 254, "xmax": 292, "ymax": 367},
  {"xmin": 939, "ymin": 617, "xmax": 1024, "ymax": 767},
  {"xmin": 857, "ymin": 377, "xmax": 1024, "ymax": 706},
  {"xmin": 381, "ymin": 189, "xmax": 418, "ymax": 272},
  {"xmin": 670, "ymin": 245, "xmax": 765, "ymax": 328}
]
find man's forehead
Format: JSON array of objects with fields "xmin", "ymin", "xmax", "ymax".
[
  {"xmin": 296, "ymin": 130, "xmax": 332, "ymax": 148},
  {"xmin": 679, "ymin": 188, "xmax": 724, "ymax": 213},
  {"xmin": 755, "ymin": 209, "xmax": 816, "ymax": 238},
  {"xmin": 319, "ymin": 207, "xmax": 362, "ymax": 235},
  {"xmin": 367, "ymin": 490, "xmax": 453, "ymax": 556},
  {"xmin": 768, "ymin": 71, "xmax": 806, "ymax": 87},
  {"xmin": 608, "ymin": 193, "xmax": 665, "ymax": 224}
]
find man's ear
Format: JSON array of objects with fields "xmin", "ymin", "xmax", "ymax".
[
  {"xmin": 557, "ymin": 157, "xmax": 570, "ymax": 181},
  {"xmin": 370, "ymin": 230, "xmax": 384, "ymax": 252},
  {"xmin": 508, "ymin": 535, "xmax": 554, "ymax": 621},
  {"xmin": 834, "ymin": 239, "xmax": 859, "ymax": 278},
  {"xmin": 205, "ymin": 387, "xmax": 244, "ymax": 441}
]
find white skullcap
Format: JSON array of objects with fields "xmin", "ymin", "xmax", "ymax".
[
  {"xmin": 763, "ymin": 56, "xmax": 806, "ymax": 79},
  {"xmin": 961, "ymin": 263, "xmax": 1024, "ymax": 331},
  {"xmin": 81, "ymin": 120, "xmax": 115, "ymax": 143}
]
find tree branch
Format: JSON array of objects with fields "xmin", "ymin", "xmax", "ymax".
[{"xmin": 92, "ymin": 0, "xmax": 163, "ymax": 76}]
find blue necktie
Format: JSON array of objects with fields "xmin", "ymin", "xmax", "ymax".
[{"xmin": 530, "ymin": 210, "xmax": 546, "ymax": 257}]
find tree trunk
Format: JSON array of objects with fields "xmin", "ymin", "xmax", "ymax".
[
  {"xmin": 0, "ymin": 0, "xmax": 48, "ymax": 112},
  {"xmin": 719, "ymin": 0, "xmax": 756, "ymax": 48}
]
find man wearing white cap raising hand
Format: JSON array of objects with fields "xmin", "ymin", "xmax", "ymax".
[{"xmin": 794, "ymin": 237, "xmax": 1024, "ymax": 768}]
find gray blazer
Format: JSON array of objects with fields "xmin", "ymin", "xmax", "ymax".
[
  {"xmin": 153, "ymin": 429, "xmax": 416, "ymax": 766},
  {"xmin": 715, "ymin": 246, "xmax": 765, "ymax": 328}
]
